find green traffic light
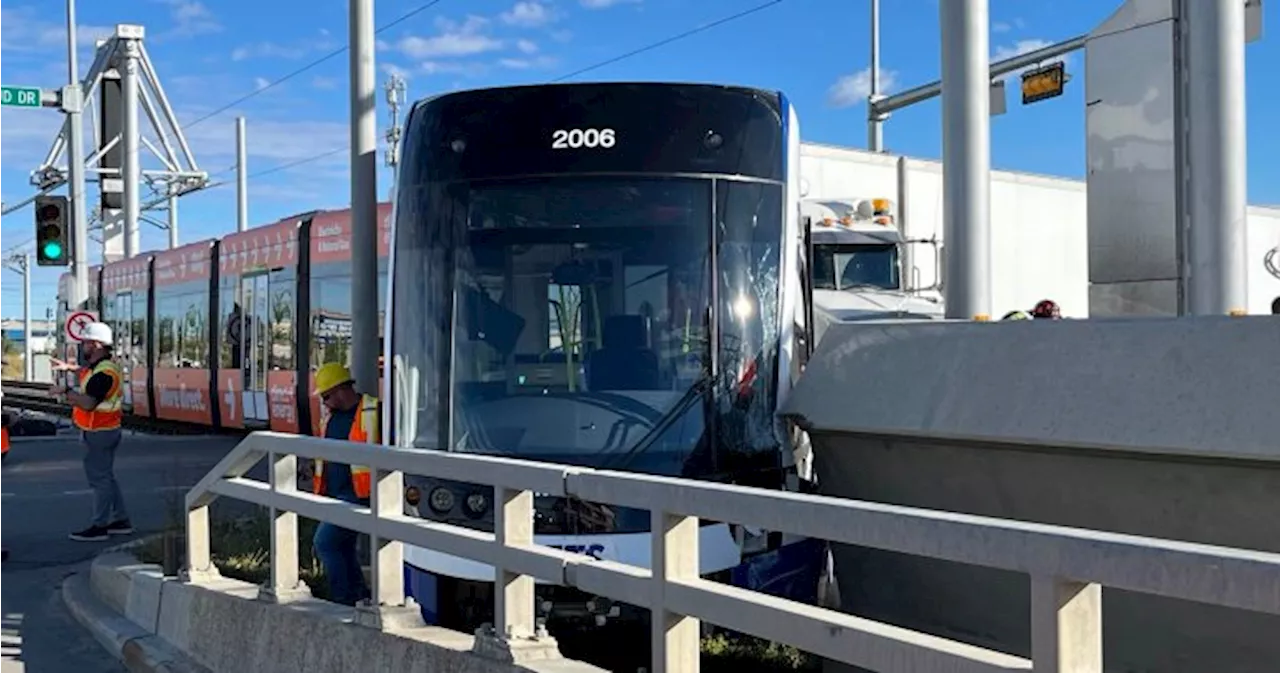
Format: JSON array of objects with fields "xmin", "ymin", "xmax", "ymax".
[{"xmin": 42, "ymin": 241, "xmax": 64, "ymax": 259}]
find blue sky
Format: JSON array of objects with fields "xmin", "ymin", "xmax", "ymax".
[{"xmin": 3, "ymin": 0, "xmax": 1278, "ymax": 317}]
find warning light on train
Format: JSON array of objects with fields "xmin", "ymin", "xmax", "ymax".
[{"xmin": 1020, "ymin": 61, "xmax": 1067, "ymax": 105}]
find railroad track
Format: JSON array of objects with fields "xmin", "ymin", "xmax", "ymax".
[{"xmin": 2, "ymin": 378, "xmax": 248, "ymax": 437}]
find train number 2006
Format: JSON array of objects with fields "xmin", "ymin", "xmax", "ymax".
[{"xmin": 551, "ymin": 128, "xmax": 616, "ymax": 149}]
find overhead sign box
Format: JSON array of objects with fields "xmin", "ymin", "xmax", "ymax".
[{"xmin": 1021, "ymin": 61, "xmax": 1067, "ymax": 105}]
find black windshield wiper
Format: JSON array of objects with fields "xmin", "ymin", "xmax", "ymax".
[{"xmin": 599, "ymin": 369, "xmax": 718, "ymax": 472}]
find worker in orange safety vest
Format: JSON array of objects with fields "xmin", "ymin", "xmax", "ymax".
[
  {"xmin": 309, "ymin": 362, "xmax": 379, "ymax": 605},
  {"xmin": 50, "ymin": 322, "xmax": 134, "ymax": 542}
]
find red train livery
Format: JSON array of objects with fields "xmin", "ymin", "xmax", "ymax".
[{"xmin": 58, "ymin": 204, "xmax": 392, "ymax": 435}]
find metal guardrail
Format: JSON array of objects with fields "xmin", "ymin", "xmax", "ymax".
[{"xmin": 185, "ymin": 431, "xmax": 1280, "ymax": 673}]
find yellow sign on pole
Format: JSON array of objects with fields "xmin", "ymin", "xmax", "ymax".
[{"xmin": 1020, "ymin": 62, "xmax": 1067, "ymax": 105}]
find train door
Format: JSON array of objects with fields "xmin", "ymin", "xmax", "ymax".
[
  {"xmin": 115, "ymin": 292, "xmax": 136, "ymax": 408},
  {"xmin": 239, "ymin": 272, "xmax": 271, "ymax": 425}
]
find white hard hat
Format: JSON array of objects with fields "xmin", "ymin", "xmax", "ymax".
[{"xmin": 82, "ymin": 322, "xmax": 114, "ymax": 346}]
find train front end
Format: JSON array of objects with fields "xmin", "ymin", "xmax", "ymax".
[{"xmin": 386, "ymin": 82, "xmax": 818, "ymax": 629}]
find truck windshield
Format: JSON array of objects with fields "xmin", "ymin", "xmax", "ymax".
[
  {"xmin": 811, "ymin": 243, "xmax": 899, "ymax": 291},
  {"xmin": 391, "ymin": 175, "xmax": 784, "ymax": 478}
]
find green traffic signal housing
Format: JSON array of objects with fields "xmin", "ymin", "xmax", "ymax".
[{"xmin": 34, "ymin": 195, "xmax": 71, "ymax": 266}]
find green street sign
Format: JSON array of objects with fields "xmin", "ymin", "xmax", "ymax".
[{"xmin": 1, "ymin": 86, "xmax": 43, "ymax": 108}]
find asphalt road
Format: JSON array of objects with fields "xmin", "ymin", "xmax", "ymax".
[{"xmin": 1, "ymin": 432, "xmax": 243, "ymax": 673}]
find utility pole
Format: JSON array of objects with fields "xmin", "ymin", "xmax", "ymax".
[
  {"xmin": 119, "ymin": 26, "xmax": 144, "ymax": 258},
  {"xmin": 168, "ymin": 193, "xmax": 180, "ymax": 248},
  {"xmin": 939, "ymin": 0, "xmax": 992, "ymax": 321},
  {"xmin": 66, "ymin": 0, "xmax": 90, "ymax": 306},
  {"xmin": 236, "ymin": 116, "xmax": 248, "ymax": 232},
  {"xmin": 1185, "ymin": 0, "xmax": 1248, "ymax": 315},
  {"xmin": 867, "ymin": 0, "xmax": 887, "ymax": 152},
  {"xmin": 351, "ymin": 0, "xmax": 404, "ymax": 615},
  {"xmin": 350, "ymin": 0, "xmax": 379, "ymax": 396}
]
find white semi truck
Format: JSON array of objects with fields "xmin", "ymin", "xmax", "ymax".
[
  {"xmin": 800, "ymin": 197, "xmax": 943, "ymax": 342},
  {"xmin": 795, "ymin": 141, "xmax": 1280, "ymax": 320}
]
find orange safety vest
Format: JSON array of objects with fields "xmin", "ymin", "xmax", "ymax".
[
  {"xmin": 313, "ymin": 394, "xmax": 380, "ymax": 499},
  {"xmin": 73, "ymin": 360, "xmax": 124, "ymax": 431}
]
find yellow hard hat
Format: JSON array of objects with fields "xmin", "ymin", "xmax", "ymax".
[{"xmin": 314, "ymin": 362, "xmax": 354, "ymax": 396}]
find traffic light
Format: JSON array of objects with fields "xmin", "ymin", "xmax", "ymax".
[{"xmin": 34, "ymin": 194, "xmax": 71, "ymax": 266}]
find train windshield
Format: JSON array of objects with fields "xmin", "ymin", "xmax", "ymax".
[
  {"xmin": 392, "ymin": 176, "xmax": 784, "ymax": 479},
  {"xmin": 811, "ymin": 243, "xmax": 900, "ymax": 291}
]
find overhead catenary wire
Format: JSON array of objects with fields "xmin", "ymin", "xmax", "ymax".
[
  {"xmin": 180, "ymin": 0, "xmax": 789, "ymax": 186},
  {"xmin": 182, "ymin": 0, "xmax": 450, "ymax": 130},
  {"xmin": 552, "ymin": 0, "xmax": 786, "ymax": 82}
]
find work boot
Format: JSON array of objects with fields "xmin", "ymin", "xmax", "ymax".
[
  {"xmin": 69, "ymin": 525, "xmax": 110, "ymax": 541},
  {"xmin": 105, "ymin": 519, "xmax": 135, "ymax": 535}
]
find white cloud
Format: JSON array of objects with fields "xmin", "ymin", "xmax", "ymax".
[
  {"xmin": 579, "ymin": 0, "xmax": 641, "ymax": 8},
  {"xmin": 179, "ymin": 112, "xmax": 350, "ymax": 167},
  {"xmin": 516, "ymin": 39, "xmax": 539, "ymax": 54},
  {"xmin": 155, "ymin": 0, "xmax": 221, "ymax": 37},
  {"xmin": 501, "ymin": 2, "xmax": 553, "ymax": 27},
  {"xmin": 993, "ymin": 21, "xmax": 1012, "ymax": 33},
  {"xmin": 420, "ymin": 61, "xmax": 488, "ymax": 76},
  {"xmin": 311, "ymin": 76, "xmax": 339, "ymax": 90},
  {"xmin": 991, "ymin": 38, "xmax": 1071, "ymax": 78},
  {"xmin": 381, "ymin": 63, "xmax": 412, "ymax": 81},
  {"xmin": 498, "ymin": 55, "xmax": 557, "ymax": 70},
  {"xmin": 0, "ymin": 8, "xmax": 114, "ymax": 52},
  {"xmin": 826, "ymin": 67, "xmax": 897, "ymax": 108},
  {"xmin": 231, "ymin": 42, "xmax": 311, "ymax": 61},
  {"xmin": 0, "ymin": 105, "xmax": 66, "ymax": 168},
  {"xmin": 253, "ymin": 77, "xmax": 271, "ymax": 91},
  {"xmin": 395, "ymin": 16, "xmax": 502, "ymax": 59}
]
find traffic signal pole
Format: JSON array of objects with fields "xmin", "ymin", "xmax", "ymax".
[{"xmin": 66, "ymin": 0, "xmax": 90, "ymax": 306}]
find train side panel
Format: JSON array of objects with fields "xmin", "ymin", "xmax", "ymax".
[
  {"xmin": 151, "ymin": 241, "xmax": 216, "ymax": 425},
  {"xmin": 100, "ymin": 256, "xmax": 154, "ymax": 417},
  {"xmin": 216, "ymin": 220, "xmax": 303, "ymax": 431},
  {"xmin": 305, "ymin": 204, "xmax": 392, "ymax": 436}
]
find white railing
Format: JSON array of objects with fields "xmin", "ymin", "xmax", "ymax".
[{"xmin": 185, "ymin": 431, "xmax": 1280, "ymax": 673}]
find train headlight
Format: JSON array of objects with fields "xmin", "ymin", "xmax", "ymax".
[
  {"xmin": 463, "ymin": 491, "xmax": 489, "ymax": 517},
  {"xmin": 428, "ymin": 487, "xmax": 455, "ymax": 513},
  {"xmin": 404, "ymin": 486, "xmax": 421, "ymax": 506}
]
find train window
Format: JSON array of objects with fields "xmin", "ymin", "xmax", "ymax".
[
  {"xmin": 102, "ymin": 292, "xmax": 149, "ymax": 373},
  {"xmin": 309, "ymin": 261, "xmax": 388, "ymax": 371},
  {"xmin": 269, "ymin": 267, "xmax": 296, "ymax": 370},
  {"xmin": 311, "ymin": 269, "xmax": 351, "ymax": 368},
  {"xmin": 711, "ymin": 180, "xmax": 784, "ymax": 467},
  {"xmin": 219, "ymin": 284, "xmax": 239, "ymax": 369},
  {"xmin": 154, "ymin": 281, "xmax": 208, "ymax": 368}
]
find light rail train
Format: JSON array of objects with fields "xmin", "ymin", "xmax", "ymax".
[{"xmin": 385, "ymin": 81, "xmax": 823, "ymax": 627}]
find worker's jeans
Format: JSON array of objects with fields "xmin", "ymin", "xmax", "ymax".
[
  {"xmin": 82, "ymin": 429, "xmax": 129, "ymax": 527},
  {"xmin": 313, "ymin": 522, "xmax": 369, "ymax": 606}
]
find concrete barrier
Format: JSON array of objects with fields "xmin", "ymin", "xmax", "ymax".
[
  {"xmin": 69, "ymin": 547, "xmax": 606, "ymax": 673},
  {"xmin": 785, "ymin": 316, "xmax": 1280, "ymax": 461},
  {"xmin": 782, "ymin": 317, "xmax": 1280, "ymax": 673}
]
